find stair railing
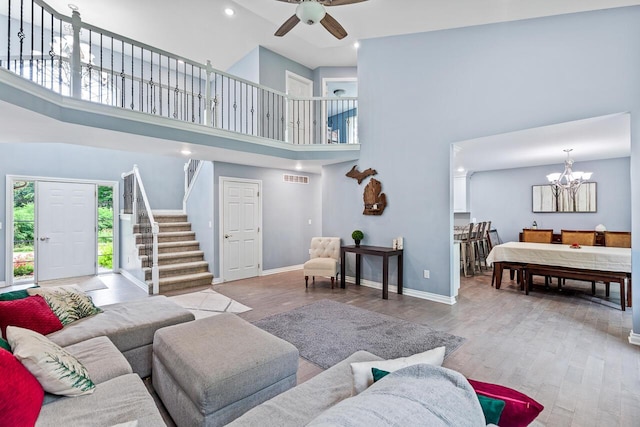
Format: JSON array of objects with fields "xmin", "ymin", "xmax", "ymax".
[
  {"xmin": 183, "ymin": 159, "xmax": 203, "ymax": 213},
  {"xmin": 0, "ymin": 0, "xmax": 359, "ymax": 145},
  {"xmin": 122, "ymin": 164, "xmax": 159, "ymax": 294}
]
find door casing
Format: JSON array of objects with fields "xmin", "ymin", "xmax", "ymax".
[{"xmin": 218, "ymin": 177, "xmax": 262, "ymax": 282}]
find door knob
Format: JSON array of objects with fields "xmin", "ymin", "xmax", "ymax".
[
  {"xmin": 224, "ymin": 234, "xmax": 231, "ymax": 239},
  {"xmin": 39, "ymin": 237, "xmax": 50, "ymax": 241}
]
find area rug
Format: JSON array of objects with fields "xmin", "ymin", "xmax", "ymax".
[
  {"xmin": 169, "ymin": 288, "xmax": 251, "ymax": 319},
  {"xmin": 39, "ymin": 276, "xmax": 108, "ymax": 292},
  {"xmin": 253, "ymin": 299, "xmax": 465, "ymax": 369}
]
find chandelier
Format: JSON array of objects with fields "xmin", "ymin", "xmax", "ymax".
[{"xmin": 546, "ymin": 149, "xmax": 592, "ymax": 198}]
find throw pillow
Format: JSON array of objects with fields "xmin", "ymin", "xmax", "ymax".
[
  {"xmin": 468, "ymin": 379, "xmax": 544, "ymax": 427},
  {"xmin": 0, "ymin": 295, "xmax": 63, "ymax": 338},
  {"xmin": 0, "ymin": 337, "xmax": 11, "ymax": 352},
  {"xmin": 7, "ymin": 326, "xmax": 96, "ymax": 397},
  {"xmin": 27, "ymin": 285, "xmax": 102, "ymax": 326},
  {"xmin": 350, "ymin": 346, "xmax": 445, "ymax": 394},
  {"xmin": 0, "ymin": 348, "xmax": 44, "ymax": 427},
  {"xmin": 371, "ymin": 367, "xmax": 390, "ymax": 383},
  {"xmin": 0, "ymin": 286, "xmax": 38, "ymax": 301},
  {"xmin": 477, "ymin": 393, "xmax": 506, "ymax": 425}
]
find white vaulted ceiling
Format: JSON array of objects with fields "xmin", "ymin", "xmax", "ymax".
[{"xmin": 43, "ymin": 0, "xmax": 640, "ymax": 70}]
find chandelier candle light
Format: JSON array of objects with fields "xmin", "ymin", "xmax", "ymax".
[{"xmin": 546, "ymin": 149, "xmax": 592, "ymax": 199}]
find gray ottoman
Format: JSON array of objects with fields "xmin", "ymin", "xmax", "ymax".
[{"xmin": 152, "ymin": 313, "xmax": 299, "ymax": 427}]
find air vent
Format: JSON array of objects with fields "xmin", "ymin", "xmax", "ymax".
[{"xmin": 283, "ymin": 174, "xmax": 309, "ymax": 184}]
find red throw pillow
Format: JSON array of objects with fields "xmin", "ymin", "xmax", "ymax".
[
  {"xmin": 0, "ymin": 348, "xmax": 44, "ymax": 426},
  {"xmin": 0, "ymin": 295, "xmax": 63, "ymax": 338},
  {"xmin": 468, "ymin": 379, "xmax": 544, "ymax": 427}
]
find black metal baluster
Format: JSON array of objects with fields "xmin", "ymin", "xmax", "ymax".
[
  {"xmin": 129, "ymin": 43, "xmax": 134, "ymax": 109},
  {"xmin": 150, "ymin": 51, "xmax": 155, "ymax": 114},
  {"xmin": 197, "ymin": 67, "xmax": 202, "ymax": 124},
  {"xmin": 110, "ymin": 37, "xmax": 113, "ymax": 104},
  {"xmin": 29, "ymin": 0, "xmax": 33, "ymax": 80},
  {"xmin": 7, "ymin": 0, "xmax": 11, "ymax": 71},
  {"xmin": 57, "ymin": 19, "xmax": 62, "ymax": 93},
  {"xmin": 18, "ymin": 0, "xmax": 24, "ymax": 76},
  {"xmin": 158, "ymin": 54, "xmax": 162, "ymax": 116},
  {"xmin": 139, "ymin": 47, "xmax": 143, "ymax": 112}
]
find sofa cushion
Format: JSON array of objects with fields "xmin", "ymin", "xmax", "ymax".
[
  {"xmin": 35, "ymin": 374, "xmax": 165, "ymax": 427},
  {"xmin": 307, "ymin": 364, "xmax": 486, "ymax": 427},
  {"xmin": 7, "ymin": 326, "xmax": 96, "ymax": 397},
  {"xmin": 350, "ymin": 346, "xmax": 445, "ymax": 394},
  {"xmin": 0, "ymin": 348, "xmax": 44, "ymax": 427},
  {"xmin": 64, "ymin": 336, "xmax": 133, "ymax": 385},
  {"xmin": 27, "ymin": 286, "xmax": 102, "ymax": 326},
  {"xmin": 228, "ymin": 350, "xmax": 383, "ymax": 427},
  {"xmin": 46, "ymin": 296, "xmax": 195, "ymax": 352},
  {"xmin": 0, "ymin": 336, "xmax": 11, "ymax": 352},
  {"xmin": 0, "ymin": 295, "xmax": 63, "ymax": 338}
]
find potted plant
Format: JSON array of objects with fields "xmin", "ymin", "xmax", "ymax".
[{"xmin": 351, "ymin": 230, "xmax": 364, "ymax": 247}]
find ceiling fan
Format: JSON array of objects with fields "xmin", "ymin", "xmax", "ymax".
[{"xmin": 274, "ymin": 0, "xmax": 368, "ymax": 40}]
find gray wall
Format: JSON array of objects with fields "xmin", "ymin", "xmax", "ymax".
[
  {"xmin": 470, "ymin": 158, "xmax": 631, "ymax": 243},
  {"xmin": 213, "ymin": 162, "xmax": 322, "ymax": 277},
  {"xmin": 226, "ymin": 47, "xmax": 260, "ymax": 84},
  {"xmin": 258, "ymin": 47, "xmax": 313, "ymax": 93},
  {"xmin": 321, "ymin": 7, "xmax": 640, "ymax": 310},
  {"xmin": 185, "ymin": 161, "xmax": 215, "ymax": 277},
  {"xmin": 0, "ymin": 143, "xmax": 185, "ymax": 281}
]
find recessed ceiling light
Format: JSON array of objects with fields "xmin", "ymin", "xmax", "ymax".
[
  {"xmin": 457, "ymin": 167, "xmax": 465, "ymax": 172},
  {"xmin": 295, "ymin": 164, "xmax": 302, "ymax": 171},
  {"xmin": 353, "ymin": 41, "xmax": 360, "ymax": 49},
  {"xmin": 224, "ymin": 8, "xmax": 235, "ymax": 16},
  {"xmin": 181, "ymin": 149, "xmax": 192, "ymax": 156}
]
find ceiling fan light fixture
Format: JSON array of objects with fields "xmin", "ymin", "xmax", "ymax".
[{"xmin": 296, "ymin": 1, "xmax": 326, "ymax": 25}]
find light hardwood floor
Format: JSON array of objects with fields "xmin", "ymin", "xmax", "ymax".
[{"xmin": 76, "ymin": 270, "xmax": 640, "ymax": 426}]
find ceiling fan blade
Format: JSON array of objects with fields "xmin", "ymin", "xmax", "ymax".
[
  {"xmin": 320, "ymin": 13, "xmax": 348, "ymax": 39},
  {"xmin": 275, "ymin": 0, "xmax": 302, "ymax": 3},
  {"xmin": 275, "ymin": 14, "xmax": 301, "ymax": 37},
  {"xmin": 321, "ymin": 0, "xmax": 368, "ymax": 6}
]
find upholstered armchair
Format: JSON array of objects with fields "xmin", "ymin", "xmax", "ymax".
[{"xmin": 304, "ymin": 237, "xmax": 341, "ymax": 288}]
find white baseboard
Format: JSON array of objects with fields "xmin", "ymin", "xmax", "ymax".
[
  {"xmin": 119, "ymin": 269, "xmax": 148, "ymax": 293},
  {"xmin": 628, "ymin": 331, "xmax": 640, "ymax": 346},
  {"xmin": 0, "ymin": 281, "xmax": 6, "ymax": 288},
  {"xmin": 345, "ymin": 276, "xmax": 457, "ymax": 305},
  {"xmin": 213, "ymin": 277, "xmax": 223, "ymax": 285},
  {"xmin": 262, "ymin": 264, "xmax": 303, "ymax": 276},
  {"xmin": 152, "ymin": 209, "xmax": 183, "ymax": 215}
]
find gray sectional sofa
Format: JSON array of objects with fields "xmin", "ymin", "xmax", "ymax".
[{"xmin": 35, "ymin": 295, "xmax": 195, "ymax": 426}]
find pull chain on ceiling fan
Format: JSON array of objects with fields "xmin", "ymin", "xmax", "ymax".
[{"xmin": 274, "ymin": 0, "xmax": 368, "ymax": 40}]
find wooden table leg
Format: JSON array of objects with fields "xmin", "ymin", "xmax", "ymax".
[
  {"xmin": 628, "ymin": 275, "xmax": 633, "ymax": 308},
  {"xmin": 355, "ymin": 253, "xmax": 361, "ymax": 286},
  {"xmin": 382, "ymin": 254, "xmax": 389, "ymax": 299},
  {"xmin": 340, "ymin": 249, "xmax": 346, "ymax": 289},
  {"xmin": 619, "ymin": 279, "xmax": 625, "ymax": 311},
  {"xmin": 397, "ymin": 253, "xmax": 403, "ymax": 295}
]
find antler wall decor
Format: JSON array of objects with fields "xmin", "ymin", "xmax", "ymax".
[{"xmin": 345, "ymin": 165, "xmax": 377, "ymax": 184}]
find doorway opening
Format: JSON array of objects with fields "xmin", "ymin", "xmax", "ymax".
[{"xmin": 6, "ymin": 176, "xmax": 119, "ymax": 287}]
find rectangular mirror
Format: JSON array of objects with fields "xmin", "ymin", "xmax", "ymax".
[{"xmin": 532, "ymin": 182, "xmax": 597, "ymax": 213}]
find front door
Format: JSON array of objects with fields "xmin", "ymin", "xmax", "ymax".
[
  {"xmin": 222, "ymin": 179, "xmax": 261, "ymax": 281},
  {"xmin": 36, "ymin": 181, "xmax": 97, "ymax": 281}
]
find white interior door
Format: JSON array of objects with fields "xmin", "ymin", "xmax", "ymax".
[
  {"xmin": 37, "ymin": 181, "xmax": 97, "ymax": 281},
  {"xmin": 222, "ymin": 179, "xmax": 261, "ymax": 282},
  {"xmin": 286, "ymin": 71, "xmax": 313, "ymax": 144}
]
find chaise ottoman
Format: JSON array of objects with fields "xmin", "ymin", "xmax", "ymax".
[{"xmin": 152, "ymin": 313, "xmax": 299, "ymax": 427}]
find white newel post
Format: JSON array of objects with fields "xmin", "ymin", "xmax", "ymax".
[
  {"xmin": 152, "ymin": 222, "xmax": 160, "ymax": 295},
  {"xmin": 205, "ymin": 60, "xmax": 213, "ymax": 127},
  {"xmin": 70, "ymin": 10, "xmax": 82, "ymax": 99}
]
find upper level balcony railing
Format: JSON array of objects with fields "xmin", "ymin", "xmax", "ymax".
[{"xmin": 0, "ymin": 0, "xmax": 358, "ymax": 145}]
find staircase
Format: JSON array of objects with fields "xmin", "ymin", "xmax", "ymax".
[{"xmin": 135, "ymin": 212, "xmax": 213, "ymax": 294}]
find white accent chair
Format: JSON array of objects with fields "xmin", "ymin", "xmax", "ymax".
[{"xmin": 304, "ymin": 237, "xmax": 341, "ymax": 289}]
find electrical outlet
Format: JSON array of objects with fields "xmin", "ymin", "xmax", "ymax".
[{"xmin": 423, "ymin": 270, "xmax": 430, "ymax": 279}]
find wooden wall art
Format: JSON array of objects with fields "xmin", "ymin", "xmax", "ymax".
[
  {"xmin": 363, "ymin": 178, "xmax": 387, "ymax": 215},
  {"xmin": 345, "ymin": 165, "xmax": 377, "ymax": 184}
]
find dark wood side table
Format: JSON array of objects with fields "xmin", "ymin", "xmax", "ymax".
[{"xmin": 340, "ymin": 245, "xmax": 403, "ymax": 299}]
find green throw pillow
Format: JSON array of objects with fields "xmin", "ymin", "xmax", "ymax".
[
  {"xmin": 477, "ymin": 393, "xmax": 506, "ymax": 425},
  {"xmin": 0, "ymin": 286, "xmax": 38, "ymax": 301},
  {"xmin": 371, "ymin": 367, "xmax": 391, "ymax": 383},
  {"xmin": 0, "ymin": 337, "xmax": 11, "ymax": 352}
]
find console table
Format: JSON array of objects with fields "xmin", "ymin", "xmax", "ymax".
[{"xmin": 340, "ymin": 245, "xmax": 403, "ymax": 299}]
